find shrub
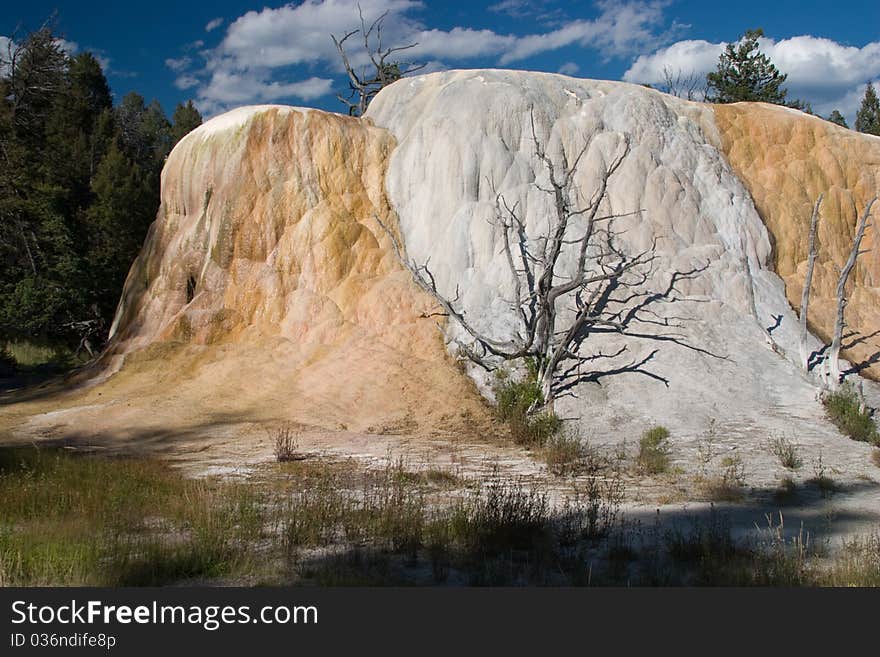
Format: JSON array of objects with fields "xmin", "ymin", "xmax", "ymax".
[
  {"xmin": 558, "ymin": 451, "xmax": 625, "ymax": 542},
  {"xmin": 822, "ymin": 385, "xmax": 879, "ymax": 444},
  {"xmin": 872, "ymin": 449, "xmax": 880, "ymax": 469},
  {"xmin": 493, "ymin": 361, "xmax": 560, "ymax": 447},
  {"xmin": 808, "ymin": 453, "xmax": 836, "ymax": 497},
  {"xmin": 542, "ymin": 430, "xmax": 587, "ymax": 476},
  {"xmin": 272, "ymin": 424, "xmax": 301, "ymax": 462},
  {"xmin": 821, "ymin": 533, "xmax": 880, "ymax": 586},
  {"xmin": 773, "ymin": 476, "xmax": 799, "ymax": 506},
  {"xmin": 702, "ymin": 454, "xmax": 746, "ymax": 502},
  {"xmin": 0, "ymin": 347, "xmax": 15, "ymax": 377},
  {"xmin": 767, "ymin": 434, "xmax": 802, "ymax": 470},
  {"xmin": 638, "ymin": 426, "xmax": 671, "ymax": 474}
]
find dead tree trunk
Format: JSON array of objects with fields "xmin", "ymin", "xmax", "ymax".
[
  {"xmin": 799, "ymin": 194, "xmax": 822, "ymax": 371},
  {"xmin": 824, "ymin": 197, "xmax": 876, "ymax": 386},
  {"xmin": 331, "ymin": 7, "xmax": 424, "ymax": 116},
  {"xmin": 376, "ymin": 111, "xmax": 691, "ymax": 412}
]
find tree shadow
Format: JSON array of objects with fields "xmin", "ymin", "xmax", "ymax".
[
  {"xmin": 552, "ymin": 262, "xmax": 726, "ymax": 396},
  {"xmin": 766, "ymin": 314, "xmax": 783, "ymax": 334},
  {"xmin": 808, "ymin": 329, "xmax": 880, "ymax": 376}
]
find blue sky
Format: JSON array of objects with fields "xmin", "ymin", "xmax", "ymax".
[{"xmin": 2, "ymin": 1, "xmax": 878, "ymax": 122}]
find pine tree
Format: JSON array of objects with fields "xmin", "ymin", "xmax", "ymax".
[
  {"xmin": 85, "ymin": 141, "xmax": 154, "ymax": 320},
  {"xmin": 45, "ymin": 52, "xmax": 113, "ymax": 208},
  {"xmin": 827, "ymin": 110, "xmax": 848, "ymax": 129},
  {"xmin": 0, "ymin": 25, "xmax": 168, "ymax": 350},
  {"xmin": 706, "ymin": 28, "xmax": 788, "ymax": 104},
  {"xmin": 171, "ymin": 100, "xmax": 202, "ymax": 145},
  {"xmin": 855, "ymin": 82, "xmax": 880, "ymax": 136}
]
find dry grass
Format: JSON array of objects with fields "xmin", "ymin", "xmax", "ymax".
[
  {"xmin": 3, "ymin": 444, "xmax": 879, "ymax": 587},
  {"xmin": 271, "ymin": 423, "xmax": 302, "ymax": 462},
  {"xmin": 542, "ymin": 430, "xmax": 588, "ymax": 476},
  {"xmin": 697, "ymin": 454, "xmax": 747, "ymax": 503},
  {"xmin": 767, "ymin": 433, "xmax": 803, "ymax": 470},
  {"xmin": 638, "ymin": 426, "xmax": 671, "ymax": 475}
]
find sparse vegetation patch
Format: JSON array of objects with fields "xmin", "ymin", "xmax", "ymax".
[
  {"xmin": 767, "ymin": 433, "xmax": 803, "ymax": 470},
  {"xmin": 822, "ymin": 384, "xmax": 879, "ymax": 445},
  {"xmin": 638, "ymin": 426, "xmax": 671, "ymax": 474},
  {"xmin": 493, "ymin": 363, "xmax": 560, "ymax": 447}
]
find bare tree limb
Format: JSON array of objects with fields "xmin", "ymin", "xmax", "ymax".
[
  {"xmin": 799, "ymin": 194, "xmax": 822, "ymax": 371},
  {"xmin": 824, "ymin": 197, "xmax": 876, "ymax": 386},
  {"xmin": 330, "ymin": 5, "xmax": 424, "ymax": 116}
]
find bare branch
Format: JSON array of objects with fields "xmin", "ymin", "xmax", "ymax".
[
  {"xmin": 799, "ymin": 194, "xmax": 822, "ymax": 371},
  {"xmin": 824, "ymin": 197, "xmax": 876, "ymax": 386},
  {"xmin": 330, "ymin": 4, "xmax": 424, "ymax": 116}
]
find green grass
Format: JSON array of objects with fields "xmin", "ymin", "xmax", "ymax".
[
  {"xmin": 637, "ymin": 426, "xmax": 671, "ymax": 474},
  {"xmin": 0, "ymin": 446, "xmax": 264, "ymax": 586},
  {"xmin": 493, "ymin": 362, "xmax": 560, "ymax": 447},
  {"xmin": 823, "ymin": 385, "xmax": 879, "ymax": 444}
]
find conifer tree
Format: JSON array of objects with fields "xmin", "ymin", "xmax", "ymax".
[
  {"xmin": 706, "ymin": 28, "xmax": 788, "ymax": 104},
  {"xmin": 827, "ymin": 110, "xmax": 848, "ymax": 129},
  {"xmin": 855, "ymin": 82, "xmax": 880, "ymax": 136},
  {"xmin": 171, "ymin": 100, "xmax": 202, "ymax": 145},
  {"xmin": 0, "ymin": 23, "xmax": 172, "ymax": 352}
]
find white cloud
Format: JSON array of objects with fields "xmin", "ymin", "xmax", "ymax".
[
  {"xmin": 174, "ymin": 75, "xmax": 200, "ymax": 90},
  {"xmin": 215, "ymin": 0, "xmax": 420, "ymax": 70},
  {"xmin": 196, "ymin": 72, "xmax": 334, "ymax": 116},
  {"xmin": 94, "ymin": 54, "xmax": 112, "ymax": 72},
  {"xmin": 499, "ymin": 0, "xmax": 675, "ymax": 64},
  {"xmin": 180, "ymin": 0, "xmax": 426, "ymax": 114},
  {"xmin": 624, "ymin": 34, "xmax": 880, "ymax": 123},
  {"xmin": 166, "ymin": 56, "xmax": 192, "ymax": 72},
  {"xmin": 0, "ymin": 36, "xmax": 13, "ymax": 76},
  {"xmin": 489, "ymin": 0, "xmax": 531, "ymax": 15},
  {"xmin": 55, "ymin": 38, "xmax": 79, "ymax": 56},
  {"xmin": 205, "ymin": 18, "xmax": 224, "ymax": 33},
  {"xmin": 624, "ymin": 39, "xmax": 721, "ymax": 83},
  {"xmin": 488, "ymin": 0, "xmax": 567, "ymax": 25},
  {"xmin": 413, "ymin": 27, "xmax": 516, "ymax": 60},
  {"xmin": 558, "ymin": 61, "xmax": 580, "ymax": 76},
  {"xmin": 174, "ymin": 0, "xmax": 679, "ymax": 116}
]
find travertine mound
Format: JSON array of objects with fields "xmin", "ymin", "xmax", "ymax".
[
  {"xmin": 714, "ymin": 104, "xmax": 880, "ymax": 378},
  {"xmin": 4, "ymin": 70, "xmax": 878, "ymax": 454},
  {"xmin": 95, "ymin": 105, "xmax": 489, "ymax": 435},
  {"xmin": 365, "ymin": 70, "xmax": 826, "ymax": 437}
]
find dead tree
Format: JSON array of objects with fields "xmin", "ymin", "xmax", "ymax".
[
  {"xmin": 331, "ymin": 7, "xmax": 425, "ymax": 116},
  {"xmin": 799, "ymin": 194, "xmax": 822, "ymax": 371},
  {"xmin": 823, "ymin": 197, "xmax": 876, "ymax": 386},
  {"xmin": 377, "ymin": 114, "xmax": 696, "ymax": 412},
  {"xmin": 660, "ymin": 66, "xmax": 707, "ymax": 101}
]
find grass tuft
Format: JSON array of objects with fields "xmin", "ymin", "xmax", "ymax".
[
  {"xmin": 637, "ymin": 426, "xmax": 671, "ymax": 474},
  {"xmin": 542, "ymin": 430, "xmax": 588, "ymax": 476},
  {"xmin": 767, "ymin": 433, "xmax": 802, "ymax": 470},
  {"xmin": 493, "ymin": 362, "xmax": 560, "ymax": 447}
]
